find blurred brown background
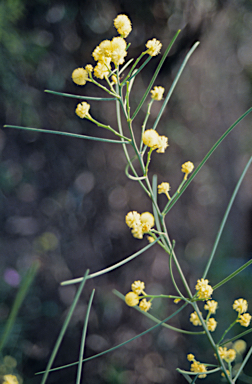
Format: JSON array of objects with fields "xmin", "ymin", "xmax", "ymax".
[{"xmin": 1, "ymin": 0, "xmax": 252, "ymax": 383}]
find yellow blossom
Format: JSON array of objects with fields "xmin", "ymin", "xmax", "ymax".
[
  {"xmin": 237, "ymin": 313, "xmax": 251, "ymax": 327},
  {"xmin": 140, "ymin": 212, "xmax": 155, "ymax": 228},
  {"xmin": 131, "ymin": 224, "xmax": 144, "ymax": 239},
  {"xmin": 151, "ymin": 86, "xmax": 165, "ymax": 100},
  {"xmin": 139, "ymin": 298, "xmax": 152, "ymax": 312},
  {"xmin": 146, "ymin": 38, "xmax": 162, "ymax": 56},
  {"xmin": 224, "ymin": 349, "xmax": 236, "ymax": 363},
  {"xmin": 156, "ymin": 135, "xmax": 168, "ymax": 153},
  {"xmin": 218, "ymin": 347, "xmax": 228, "ymax": 360},
  {"xmin": 72, "ymin": 68, "xmax": 88, "ymax": 85},
  {"xmin": 131, "ymin": 280, "xmax": 145, "ymax": 295},
  {"xmin": 125, "ymin": 211, "xmax": 141, "ymax": 228},
  {"xmin": 85, "ymin": 64, "xmax": 93, "ymax": 73},
  {"xmin": 204, "ymin": 300, "xmax": 218, "ymax": 314},
  {"xmin": 75, "ymin": 102, "xmax": 91, "ymax": 119},
  {"xmin": 94, "ymin": 61, "xmax": 111, "ymax": 79},
  {"xmin": 233, "ymin": 339, "xmax": 247, "ymax": 354},
  {"xmin": 111, "ymin": 75, "xmax": 117, "ymax": 83},
  {"xmin": 142, "ymin": 129, "xmax": 160, "ymax": 148},
  {"xmin": 158, "ymin": 182, "xmax": 171, "ymax": 200},
  {"xmin": 195, "ymin": 278, "xmax": 213, "ymax": 300},
  {"xmin": 190, "ymin": 311, "xmax": 202, "ymax": 326},
  {"xmin": 187, "ymin": 354, "xmax": 195, "ymax": 362},
  {"xmin": 233, "ymin": 299, "xmax": 248, "ymax": 314},
  {"xmin": 3, "ymin": 375, "xmax": 18, "ymax": 384},
  {"xmin": 181, "ymin": 161, "xmax": 194, "ymax": 180},
  {"xmin": 190, "ymin": 361, "xmax": 207, "ymax": 379},
  {"xmin": 207, "ymin": 318, "xmax": 217, "ymax": 332},
  {"xmin": 125, "ymin": 291, "xmax": 139, "ymax": 306},
  {"xmin": 114, "ymin": 14, "xmax": 132, "ymax": 38},
  {"xmin": 110, "ymin": 37, "xmax": 127, "ymax": 65}
]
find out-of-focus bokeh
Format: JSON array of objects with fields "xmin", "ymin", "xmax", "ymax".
[{"xmin": 1, "ymin": 0, "xmax": 252, "ymax": 383}]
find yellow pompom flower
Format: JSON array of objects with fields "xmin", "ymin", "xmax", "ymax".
[
  {"xmin": 125, "ymin": 211, "xmax": 141, "ymax": 228},
  {"xmin": 3, "ymin": 375, "xmax": 18, "ymax": 384},
  {"xmin": 158, "ymin": 182, "xmax": 171, "ymax": 200},
  {"xmin": 110, "ymin": 37, "xmax": 127, "ymax": 65},
  {"xmin": 131, "ymin": 224, "xmax": 144, "ymax": 239},
  {"xmin": 114, "ymin": 14, "xmax": 132, "ymax": 38},
  {"xmin": 125, "ymin": 291, "xmax": 139, "ymax": 306},
  {"xmin": 146, "ymin": 38, "xmax": 162, "ymax": 56},
  {"xmin": 156, "ymin": 135, "xmax": 169, "ymax": 153},
  {"xmin": 75, "ymin": 102, "xmax": 91, "ymax": 119},
  {"xmin": 139, "ymin": 298, "xmax": 152, "ymax": 312},
  {"xmin": 207, "ymin": 318, "xmax": 217, "ymax": 332},
  {"xmin": 237, "ymin": 313, "xmax": 251, "ymax": 327},
  {"xmin": 224, "ymin": 349, "xmax": 236, "ymax": 363},
  {"xmin": 142, "ymin": 129, "xmax": 160, "ymax": 148},
  {"xmin": 190, "ymin": 311, "xmax": 202, "ymax": 326},
  {"xmin": 204, "ymin": 300, "xmax": 218, "ymax": 314},
  {"xmin": 140, "ymin": 212, "xmax": 155, "ymax": 228},
  {"xmin": 181, "ymin": 161, "xmax": 194, "ymax": 180},
  {"xmin": 218, "ymin": 347, "xmax": 228, "ymax": 360},
  {"xmin": 187, "ymin": 354, "xmax": 195, "ymax": 362},
  {"xmin": 131, "ymin": 280, "xmax": 145, "ymax": 295},
  {"xmin": 151, "ymin": 86, "xmax": 165, "ymax": 101},
  {"xmin": 195, "ymin": 278, "xmax": 213, "ymax": 300},
  {"xmin": 85, "ymin": 64, "xmax": 93, "ymax": 73},
  {"xmin": 94, "ymin": 61, "xmax": 111, "ymax": 79},
  {"xmin": 233, "ymin": 298, "xmax": 248, "ymax": 314},
  {"xmin": 190, "ymin": 361, "xmax": 207, "ymax": 379},
  {"xmin": 72, "ymin": 68, "xmax": 88, "ymax": 85}
]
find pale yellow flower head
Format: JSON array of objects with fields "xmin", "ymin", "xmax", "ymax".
[
  {"xmin": 75, "ymin": 102, "xmax": 90, "ymax": 119},
  {"xmin": 114, "ymin": 14, "xmax": 132, "ymax": 38},
  {"xmin": 181, "ymin": 161, "xmax": 194, "ymax": 180},
  {"xmin": 195, "ymin": 278, "xmax": 213, "ymax": 300},
  {"xmin": 224, "ymin": 349, "xmax": 236, "ymax": 363},
  {"xmin": 218, "ymin": 347, "xmax": 228, "ymax": 360},
  {"xmin": 131, "ymin": 225, "xmax": 144, "ymax": 239},
  {"xmin": 85, "ymin": 64, "xmax": 93, "ymax": 73},
  {"xmin": 146, "ymin": 38, "xmax": 162, "ymax": 56},
  {"xmin": 207, "ymin": 318, "xmax": 217, "ymax": 332},
  {"xmin": 140, "ymin": 212, "xmax": 155, "ymax": 228},
  {"xmin": 237, "ymin": 313, "xmax": 251, "ymax": 327},
  {"xmin": 204, "ymin": 300, "xmax": 218, "ymax": 314},
  {"xmin": 72, "ymin": 68, "xmax": 88, "ymax": 85},
  {"xmin": 110, "ymin": 37, "xmax": 127, "ymax": 65},
  {"xmin": 125, "ymin": 291, "xmax": 139, "ymax": 306},
  {"xmin": 190, "ymin": 311, "xmax": 202, "ymax": 326},
  {"xmin": 233, "ymin": 339, "xmax": 247, "ymax": 354},
  {"xmin": 151, "ymin": 86, "xmax": 165, "ymax": 101},
  {"xmin": 94, "ymin": 61, "xmax": 111, "ymax": 79},
  {"xmin": 190, "ymin": 361, "xmax": 207, "ymax": 379},
  {"xmin": 233, "ymin": 298, "xmax": 248, "ymax": 314},
  {"xmin": 156, "ymin": 135, "xmax": 168, "ymax": 153},
  {"xmin": 131, "ymin": 280, "xmax": 145, "ymax": 295},
  {"xmin": 147, "ymin": 236, "xmax": 155, "ymax": 243},
  {"xmin": 3, "ymin": 375, "xmax": 18, "ymax": 384},
  {"xmin": 158, "ymin": 182, "xmax": 170, "ymax": 194},
  {"xmin": 139, "ymin": 298, "xmax": 152, "ymax": 312},
  {"xmin": 142, "ymin": 129, "xmax": 160, "ymax": 148},
  {"xmin": 125, "ymin": 211, "xmax": 141, "ymax": 228},
  {"xmin": 187, "ymin": 354, "xmax": 195, "ymax": 362}
]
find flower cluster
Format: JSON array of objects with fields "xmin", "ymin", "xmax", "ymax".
[
  {"xmin": 75, "ymin": 101, "xmax": 91, "ymax": 119},
  {"xmin": 217, "ymin": 347, "xmax": 236, "ymax": 363},
  {"xmin": 125, "ymin": 211, "xmax": 155, "ymax": 239},
  {"xmin": 233, "ymin": 298, "xmax": 251, "ymax": 327},
  {"xmin": 190, "ymin": 285, "xmax": 217, "ymax": 332},
  {"xmin": 142, "ymin": 129, "xmax": 168, "ymax": 153},
  {"xmin": 195, "ymin": 279, "xmax": 213, "ymax": 300},
  {"xmin": 187, "ymin": 354, "xmax": 207, "ymax": 379},
  {"xmin": 158, "ymin": 182, "xmax": 171, "ymax": 200},
  {"xmin": 3, "ymin": 375, "xmax": 18, "ymax": 384},
  {"xmin": 181, "ymin": 161, "xmax": 194, "ymax": 180},
  {"xmin": 125, "ymin": 280, "xmax": 152, "ymax": 312},
  {"xmin": 151, "ymin": 86, "xmax": 165, "ymax": 100}
]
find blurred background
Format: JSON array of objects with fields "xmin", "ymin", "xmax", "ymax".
[{"xmin": 1, "ymin": 0, "xmax": 252, "ymax": 383}]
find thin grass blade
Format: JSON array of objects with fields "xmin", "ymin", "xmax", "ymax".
[
  {"xmin": 4, "ymin": 125, "xmax": 130, "ymax": 144},
  {"xmin": 213, "ymin": 259, "xmax": 252, "ymax": 291},
  {"xmin": 220, "ymin": 328, "xmax": 252, "ymax": 346},
  {"xmin": 61, "ymin": 239, "xmax": 160, "ymax": 286},
  {"xmin": 131, "ymin": 30, "xmax": 181, "ymax": 120},
  {"xmin": 0, "ymin": 261, "xmax": 39, "ymax": 353},
  {"xmin": 76, "ymin": 289, "xmax": 95, "ymax": 384},
  {"xmin": 36, "ymin": 302, "xmax": 188, "ymax": 374},
  {"xmin": 40, "ymin": 269, "xmax": 89, "ymax": 384},
  {"xmin": 44, "ymin": 90, "xmax": 116, "ymax": 101},
  {"xmin": 234, "ymin": 346, "xmax": 252, "ymax": 383},
  {"xmin": 203, "ymin": 156, "xmax": 252, "ymax": 278}
]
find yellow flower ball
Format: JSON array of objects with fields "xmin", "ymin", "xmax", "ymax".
[
  {"xmin": 72, "ymin": 68, "xmax": 88, "ymax": 85},
  {"xmin": 125, "ymin": 291, "xmax": 139, "ymax": 306},
  {"xmin": 146, "ymin": 38, "xmax": 162, "ymax": 56},
  {"xmin": 75, "ymin": 102, "xmax": 90, "ymax": 119},
  {"xmin": 114, "ymin": 14, "xmax": 132, "ymax": 38},
  {"xmin": 151, "ymin": 86, "xmax": 165, "ymax": 101}
]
